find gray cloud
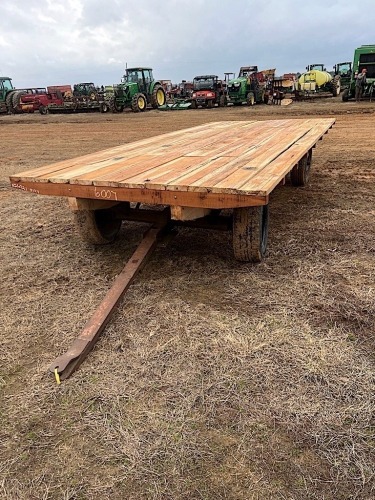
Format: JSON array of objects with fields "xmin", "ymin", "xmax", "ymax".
[{"xmin": 1, "ymin": 0, "xmax": 374, "ymax": 88}]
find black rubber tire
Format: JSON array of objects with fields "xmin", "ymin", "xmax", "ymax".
[
  {"xmin": 108, "ymin": 95, "xmax": 119, "ymax": 113},
  {"xmin": 73, "ymin": 208, "xmax": 122, "ymax": 244},
  {"xmin": 100, "ymin": 102, "xmax": 109, "ymax": 113},
  {"xmin": 246, "ymin": 92, "xmax": 255, "ymax": 106},
  {"xmin": 12, "ymin": 90, "xmax": 26, "ymax": 111},
  {"xmin": 218, "ymin": 95, "xmax": 225, "ymax": 107},
  {"xmin": 207, "ymin": 99, "xmax": 213, "ymax": 109},
  {"xmin": 39, "ymin": 105, "xmax": 47, "ymax": 115},
  {"xmin": 131, "ymin": 93, "xmax": 147, "ymax": 112},
  {"xmin": 332, "ymin": 75, "xmax": 341, "ymax": 96},
  {"xmin": 233, "ymin": 205, "xmax": 269, "ymax": 262},
  {"xmin": 191, "ymin": 100, "xmax": 197, "ymax": 109},
  {"xmin": 6, "ymin": 91, "xmax": 16, "ymax": 113},
  {"xmin": 290, "ymin": 150, "xmax": 313, "ymax": 186},
  {"xmin": 342, "ymin": 89, "xmax": 349, "ymax": 102},
  {"xmin": 150, "ymin": 85, "xmax": 166, "ymax": 108},
  {"xmin": 263, "ymin": 93, "xmax": 270, "ymax": 104}
]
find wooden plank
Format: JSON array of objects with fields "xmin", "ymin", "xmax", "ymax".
[
  {"xmin": 10, "ymin": 180, "xmax": 268, "ymax": 208},
  {"xmin": 12, "ymin": 122, "xmax": 230, "ymax": 182},
  {"xmin": 166, "ymin": 124, "xmax": 304, "ymax": 193},
  {"xmin": 67, "ymin": 198, "xmax": 120, "ymax": 211},
  {"xmin": 171, "ymin": 206, "xmax": 212, "ymax": 221},
  {"xmin": 10, "ymin": 119, "xmax": 335, "ymax": 204}
]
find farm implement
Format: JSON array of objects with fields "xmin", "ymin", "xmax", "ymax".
[
  {"xmin": 297, "ymin": 64, "xmax": 341, "ymax": 98},
  {"xmin": 342, "ymin": 45, "xmax": 375, "ymax": 101},
  {"xmin": 9, "ymin": 118, "xmax": 335, "ymax": 381},
  {"xmin": 47, "ymin": 83, "xmax": 108, "ymax": 113}
]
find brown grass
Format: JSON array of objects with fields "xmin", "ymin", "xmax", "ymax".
[{"xmin": 1, "ymin": 100, "xmax": 375, "ymax": 499}]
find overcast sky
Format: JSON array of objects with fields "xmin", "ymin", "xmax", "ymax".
[{"xmin": 1, "ymin": 0, "xmax": 374, "ymax": 88}]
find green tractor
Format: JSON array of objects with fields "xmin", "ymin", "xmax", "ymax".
[
  {"xmin": 342, "ymin": 45, "xmax": 375, "ymax": 101},
  {"xmin": 0, "ymin": 77, "xmax": 15, "ymax": 113},
  {"xmin": 109, "ymin": 67, "xmax": 166, "ymax": 112},
  {"xmin": 227, "ymin": 66, "xmax": 270, "ymax": 106},
  {"xmin": 333, "ymin": 62, "xmax": 352, "ymax": 90}
]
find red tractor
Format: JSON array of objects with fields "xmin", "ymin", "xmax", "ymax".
[{"xmin": 191, "ymin": 75, "xmax": 227, "ymax": 108}]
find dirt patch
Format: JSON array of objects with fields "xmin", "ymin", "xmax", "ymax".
[{"xmin": 1, "ymin": 100, "xmax": 374, "ymax": 499}]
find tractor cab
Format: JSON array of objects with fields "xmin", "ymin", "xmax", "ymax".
[
  {"xmin": 334, "ymin": 62, "xmax": 352, "ymax": 77},
  {"xmin": 124, "ymin": 68, "xmax": 154, "ymax": 94},
  {"xmin": 73, "ymin": 83, "xmax": 97, "ymax": 97},
  {"xmin": 238, "ymin": 66, "xmax": 258, "ymax": 78},
  {"xmin": 0, "ymin": 77, "xmax": 14, "ymax": 101},
  {"xmin": 306, "ymin": 64, "xmax": 326, "ymax": 72}
]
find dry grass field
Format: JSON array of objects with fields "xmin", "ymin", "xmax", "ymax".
[{"xmin": 1, "ymin": 100, "xmax": 374, "ymax": 500}]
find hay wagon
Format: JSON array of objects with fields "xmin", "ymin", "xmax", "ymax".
[{"xmin": 10, "ymin": 118, "xmax": 334, "ymax": 380}]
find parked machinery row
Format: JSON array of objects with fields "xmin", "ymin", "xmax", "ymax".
[{"xmin": 1, "ymin": 45, "xmax": 374, "ymax": 115}]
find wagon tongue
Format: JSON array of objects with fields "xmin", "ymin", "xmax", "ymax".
[{"xmin": 49, "ymin": 223, "xmax": 168, "ymax": 382}]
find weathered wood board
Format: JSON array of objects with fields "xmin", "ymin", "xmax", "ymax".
[{"xmin": 10, "ymin": 119, "xmax": 335, "ymax": 208}]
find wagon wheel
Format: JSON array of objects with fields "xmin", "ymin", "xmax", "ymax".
[
  {"xmin": 131, "ymin": 93, "xmax": 147, "ymax": 112},
  {"xmin": 150, "ymin": 85, "xmax": 166, "ymax": 108},
  {"xmin": 290, "ymin": 150, "xmax": 313, "ymax": 186},
  {"xmin": 73, "ymin": 208, "xmax": 123, "ymax": 244},
  {"xmin": 232, "ymin": 205, "xmax": 269, "ymax": 262}
]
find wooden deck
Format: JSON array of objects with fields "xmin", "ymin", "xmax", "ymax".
[{"xmin": 10, "ymin": 119, "xmax": 335, "ymax": 209}]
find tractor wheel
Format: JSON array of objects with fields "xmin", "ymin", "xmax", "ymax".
[
  {"xmin": 207, "ymin": 100, "xmax": 213, "ymax": 109},
  {"xmin": 12, "ymin": 91, "xmax": 26, "ymax": 112},
  {"xmin": 73, "ymin": 208, "xmax": 122, "ymax": 245},
  {"xmin": 232, "ymin": 205, "xmax": 269, "ymax": 262},
  {"xmin": 131, "ymin": 93, "xmax": 147, "ymax": 112},
  {"xmin": 108, "ymin": 96, "xmax": 124, "ymax": 113},
  {"xmin": 6, "ymin": 91, "xmax": 16, "ymax": 113},
  {"xmin": 218, "ymin": 95, "xmax": 226, "ymax": 107},
  {"xmin": 263, "ymin": 93, "xmax": 270, "ymax": 104},
  {"xmin": 100, "ymin": 102, "xmax": 109, "ymax": 113},
  {"xmin": 39, "ymin": 105, "xmax": 47, "ymax": 115},
  {"xmin": 191, "ymin": 100, "xmax": 197, "ymax": 109},
  {"xmin": 150, "ymin": 85, "xmax": 166, "ymax": 108},
  {"xmin": 246, "ymin": 92, "xmax": 255, "ymax": 106},
  {"xmin": 332, "ymin": 75, "xmax": 341, "ymax": 96},
  {"xmin": 342, "ymin": 89, "xmax": 349, "ymax": 102},
  {"xmin": 290, "ymin": 150, "xmax": 312, "ymax": 187}
]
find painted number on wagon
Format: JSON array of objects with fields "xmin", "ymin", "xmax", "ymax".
[{"xmin": 94, "ymin": 187, "xmax": 118, "ymax": 201}]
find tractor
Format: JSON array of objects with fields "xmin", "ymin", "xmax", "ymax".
[
  {"xmin": 0, "ymin": 77, "xmax": 16, "ymax": 113},
  {"xmin": 190, "ymin": 75, "xmax": 227, "ymax": 108},
  {"xmin": 342, "ymin": 45, "xmax": 375, "ymax": 101},
  {"xmin": 109, "ymin": 67, "xmax": 166, "ymax": 113},
  {"xmin": 333, "ymin": 62, "xmax": 352, "ymax": 90},
  {"xmin": 227, "ymin": 66, "xmax": 271, "ymax": 106}
]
